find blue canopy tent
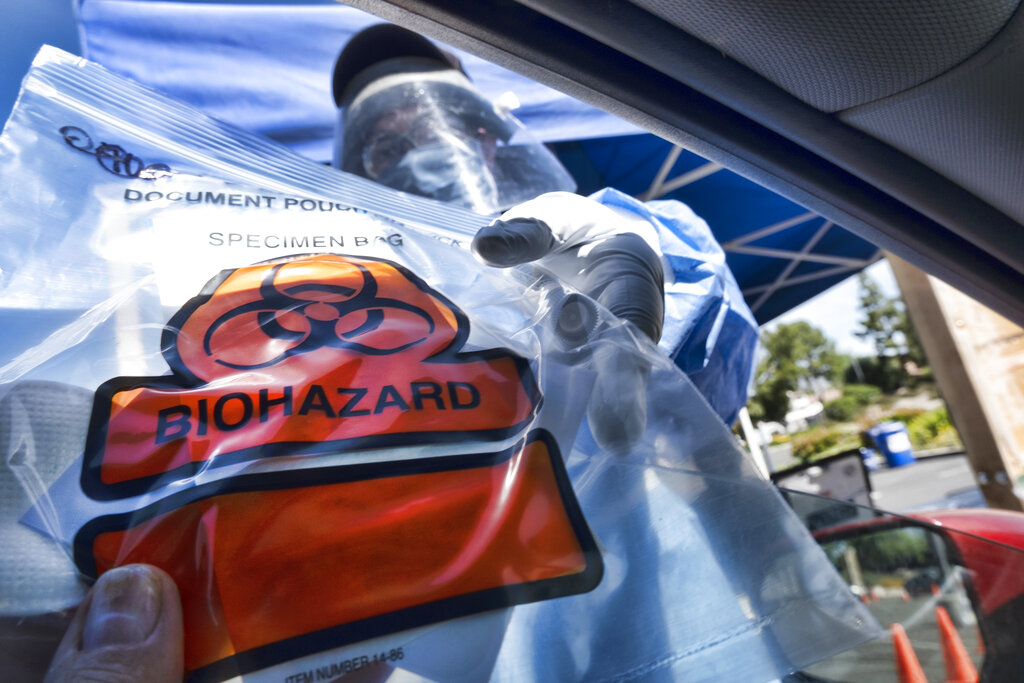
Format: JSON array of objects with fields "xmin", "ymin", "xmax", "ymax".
[
  {"xmin": 74, "ymin": 0, "xmax": 881, "ymax": 328},
  {"xmin": 551, "ymin": 136, "xmax": 881, "ymax": 324}
]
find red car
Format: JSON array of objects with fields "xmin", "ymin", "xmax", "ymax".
[{"xmin": 803, "ymin": 502, "xmax": 1024, "ymax": 682}]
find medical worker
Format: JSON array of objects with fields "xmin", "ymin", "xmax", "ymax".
[
  {"xmin": 32, "ymin": 23, "xmax": 772, "ymax": 683},
  {"xmin": 330, "ymin": 24, "xmax": 803, "ymax": 683},
  {"xmin": 334, "ymin": 23, "xmax": 671, "ymax": 452},
  {"xmin": 332, "ymin": 20, "xmax": 666, "ymax": 338},
  {"xmin": 332, "ymin": 22, "xmax": 757, "ymax": 429},
  {"xmin": 34, "ymin": 25, "xmax": 663, "ymax": 683}
]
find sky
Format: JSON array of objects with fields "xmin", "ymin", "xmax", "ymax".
[
  {"xmin": 766, "ymin": 259, "xmax": 901, "ymax": 358},
  {"xmin": 0, "ymin": 0, "xmax": 81, "ymax": 123},
  {"xmin": 1, "ymin": 0, "xmax": 902, "ymax": 358}
]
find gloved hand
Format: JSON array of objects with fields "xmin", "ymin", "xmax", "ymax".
[{"xmin": 472, "ymin": 192, "xmax": 666, "ymax": 453}]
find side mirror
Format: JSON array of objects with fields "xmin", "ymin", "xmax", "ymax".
[{"xmin": 778, "ymin": 489, "xmax": 1024, "ymax": 682}]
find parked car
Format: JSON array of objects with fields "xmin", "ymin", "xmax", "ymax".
[
  {"xmin": 370, "ymin": 4, "xmax": 1024, "ymax": 679},
  {"xmin": 804, "ymin": 502, "xmax": 1024, "ymax": 681},
  {"xmin": 11, "ymin": 1, "xmax": 1024, "ymax": 681}
]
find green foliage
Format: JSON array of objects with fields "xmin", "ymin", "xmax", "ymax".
[
  {"xmin": 885, "ymin": 409, "xmax": 924, "ymax": 426},
  {"xmin": 824, "ymin": 384, "xmax": 883, "ymax": 421},
  {"xmin": 747, "ymin": 377, "xmax": 790, "ymax": 425},
  {"xmin": 791, "ymin": 430, "xmax": 837, "ymax": 460},
  {"xmin": 790, "ymin": 424, "xmax": 862, "ymax": 461},
  {"xmin": 853, "ymin": 272, "xmax": 926, "ymax": 391},
  {"xmin": 824, "ymin": 396, "xmax": 859, "ymax": 421},
  {"xmin": 842, "ymin": 383, "xmax": 882, "ymax": 406},
  {"xmin": 905, "ymin": 408, "xmax": 960, "ymax": 450},
  {"xmin": 750, "ymin": 321, "xmax": 848, "ymax": 422},
  {"xmin": 862, "ymin": 407, "xmax": 961, "ymax": 451},
  {"xmin": 844, "ymin": 355, "xmax": 905, "ymax": 393},
  {"xmin": 914, "ymin": 366, "xmax": 935, "ymax": 384},
  {"xmin": 849, "ymin": 528, "xmax": 937, "ymax": 573}
]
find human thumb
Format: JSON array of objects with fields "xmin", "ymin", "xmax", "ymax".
[{"xmin": 44, "ymin": 564, "xmax": 183, "ymax": 683}]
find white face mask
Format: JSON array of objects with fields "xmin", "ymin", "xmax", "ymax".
[
  {"xmin": 338, "ymin": 71, "xmax": 576, "ymax": 215},
  {"xmin": 375, "ymin": 140, "xmax": 501, "ymax": 214}
]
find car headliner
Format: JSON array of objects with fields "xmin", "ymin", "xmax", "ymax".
[
  {"xmin": 75, "ymin": 0, "xmax": 1024, "ymax": 325},
  {"xmin": 341, "ymin": 0, "xmax": 1024, "ymax": 327}
]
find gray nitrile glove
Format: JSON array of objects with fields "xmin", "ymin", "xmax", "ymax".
[{"xmin": 472, "ymin": 192, "xmax": 666, "ymax": 452}]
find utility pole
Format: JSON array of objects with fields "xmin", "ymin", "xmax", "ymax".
[{"xmin": 887, "ymin": 253, "xmax": 1024, "ymax": 511}]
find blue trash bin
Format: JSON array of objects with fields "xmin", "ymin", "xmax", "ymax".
[
  {"xmin": 867, "ymin": 421, "xmax": 916, "ymax": 468},
  {"xmin": 859, "ymin": 447, "xmax": 883, "ymax": 472}
]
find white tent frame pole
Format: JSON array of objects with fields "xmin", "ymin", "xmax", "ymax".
[
  {"xmin": 727, "ymin": 246, "xmax": 871, "ymax": 268},
  {"xmin": 653, "ymin": 162, "xmax": 722, "ymax": 197},
  {"xmin": 740, "ymin": 259, "xmax": 878, "ymax": 297},
  {"xmin": 640, "ymin": 145, "xmax": 723, "ymax": 201},
  {"xmin": 722, "ymin": 211, "xmax": 817, "ymax": 248},
  {"xmin": 749, "ymin": 219, "xmax": 832, "ymax": 314},
  {"xmin": 738, "ymin": 406, "xmax": 771, "ymax": 478},
  {"xmin": 640, "ymin": 144, "xmax": 682, "ymax": 201}
]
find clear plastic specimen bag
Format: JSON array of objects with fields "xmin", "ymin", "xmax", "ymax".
[{"xmin": 0, "ymin": 47, "xmax": 879, "ymax": 682}]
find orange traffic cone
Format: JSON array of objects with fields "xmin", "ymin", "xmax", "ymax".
[
  {"xmin": 936, "ymin": 606, "xmax": 979, "ymax": 683},
  {"xmin": 892, "ymin": 623, "xmax": 929, "ymax": 683}
]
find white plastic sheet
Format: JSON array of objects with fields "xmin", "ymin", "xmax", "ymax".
[{"xmin": 0, "ymin": 47, "xmax": 880, "ymax": 682}]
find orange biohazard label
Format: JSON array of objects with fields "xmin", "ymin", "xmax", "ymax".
[
  {"xmin": 74, "ymin": 254, "xmax": 601, "ymax": 681},
  {"xmin": 82, "ymin": 253, "xmax": 541, "ymax": 500},
  {"xmin": 75, "ymin": 432, "xmax": 601, "ymax": 680}
]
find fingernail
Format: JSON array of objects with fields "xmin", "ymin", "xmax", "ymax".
[{"xmin": 82, "ymin": 565, "xmax": 161, "ymax": 650}]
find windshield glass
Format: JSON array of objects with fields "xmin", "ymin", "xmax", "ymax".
[{"xmin": 777, "ymin": 488, "xmax": 1024, "ymax": 682}]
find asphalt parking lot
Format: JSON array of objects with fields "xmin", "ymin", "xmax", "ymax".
[
  {"xmin": 868, "ymin": 453, "xmax": 984, "ymax": 513},
  {"xmin": 766, "ymin": 443, "xmax": 984, "ymax": 513}
]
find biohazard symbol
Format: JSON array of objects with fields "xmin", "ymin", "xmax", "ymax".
[
  {"xmin": 82, "ymin": 253, "xmax": 542, "ymax": 500},
  {"xmin": 75, "ymin": 254, "xmax": 600, "ymax": 681},
  {"xmin": 79, "ymin": 253, "xmax": 602, "ymax": 679},
  {"xmin": 199, "ymin": 259, "xmax": 437, "ymax": 370}
]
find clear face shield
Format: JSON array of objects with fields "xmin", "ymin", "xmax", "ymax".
[{"xmin": 336, "ymin": 70, "xmax": 576, "ymax": 215}]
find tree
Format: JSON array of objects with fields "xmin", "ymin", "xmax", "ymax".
[
  {"xmin": 854, "ymin": 272, "xmax": 925, "ymax": 388},
  {"xmin": 849, "ymin": 528, "xmax": 937, "ymax": 574},
  {"xmin": 750, "ymin": 321, "xmax": 848, "ymax": 423}
]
